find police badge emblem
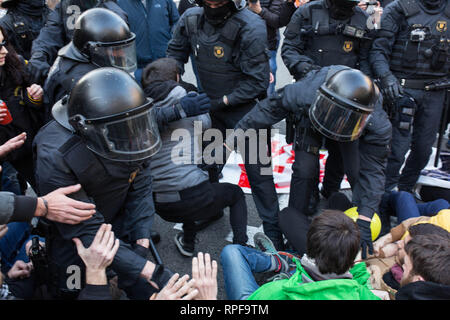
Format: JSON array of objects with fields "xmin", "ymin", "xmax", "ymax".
[
  {"xmin": 214, "ymin": 46, "xmax": 225, "ymax": 58},
  {"xmin": 436, "ymin": 21, "xmax": 447, "ymax": 32},
  {"xmin": 343, "ymin": 41, "xmax": 353, "ymax": 53}
]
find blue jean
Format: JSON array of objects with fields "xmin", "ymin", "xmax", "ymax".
[
  {"xmin": 220, "ymin": 244, "xmax": 273, "ymax": 300},
  {"xmin": 385, "ymin": 191, "xmax": 449, "ymax": 222},
  {"xmin": 1, "ymin": 161, "xmax": 22, "ymax": 195},
  {"xmin": 268, "ymin": 49, "xmax": 278, "ymax": 95},
  {"xmin": 0, "ymin": 222, "xmax": 33, "ymax": 274}
]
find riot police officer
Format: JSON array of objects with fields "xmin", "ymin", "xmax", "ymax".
[
  {"xmin": 233, "ymin": 66, "xmax": 392, "ymax": 258},
  {"xmin": 33, "ymin": 68, "xmax": 173, "ymax": 299},
  {"xmin": 0, "ymin": 0, "xmax": 50, "ymax": 60},
  {"xmin": 166, "ymin": 0, "xmax": 285, "ymax": 249},
  {"xmin": 43, "ymin": 7, "xmax": 137, "ymax": 120},
  {"xmin": 281, "ymin": 0, "xmax": 374, "ymax": 213},
  {"xmin": 370, "ymin": 0, "xmax": 450, "ymax": 193},
  {"xmin": 27, "ymin": 0, "xmax": 127, "ymax": 85},
  {"xmin": 44, "ymin": 8, "xmax": 211, "ymax": 136}
]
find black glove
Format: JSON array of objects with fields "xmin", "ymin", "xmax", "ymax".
[
  {"xmin": 27, "ymin": 61, "xmax": 49, "ymax": 86},
  {"xmin": 381, "ymin": 73, "xmax": 404, "ymax": 102},
  {"xmin": 178, "ymin": 92, "xmax": 211, "ymax": 118},
  {"xmin": 295, "ymin": 62, "xmax": 320, "ymax": 80},
  {"xmin": 149, "ymin": 264, "xmax": 174, "ymax": 290},
  {"xmin": 357, "ymin": 219, "xmax": 373, "ymax": 259},
  {"xmin": 210, "ymin": 97, "xmax": 227, "ymax": 112}
]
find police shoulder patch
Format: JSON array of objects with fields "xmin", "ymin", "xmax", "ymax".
[{"xmin": 214, "ymin": 46, "xmax": 224, "ymax": 58}]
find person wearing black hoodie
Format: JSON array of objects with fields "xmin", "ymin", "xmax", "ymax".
[
  {"xmin": 396, "ymin": 233, "xmax": 450, "ymax": 300},
  {"xmin": 0, "ymin": 0, "xmax": 50, "ymax": 60}
]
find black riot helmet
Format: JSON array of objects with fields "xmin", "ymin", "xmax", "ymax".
[
  {"xmin": 71, "ymin": 8, "xmax": 137, "ymax": 72},
  {"xmin": 309, "ymin": 68, "xmax": 380, "ymax": 142},
  {"xmin": 52, "ymin": 68, "xmax": 161, "ymax": 162}
]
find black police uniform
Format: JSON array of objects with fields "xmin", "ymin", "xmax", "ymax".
[
  {"xmin": 370, "ymin": 0, "xmax": 450, "ymax": 192},
  {"xmin": 236, "ymin": 65, "xmax": 392, "ymax": 223},
  {"xmin": 0, "ymin": 0, "xmax": 50, "ymax": 60},
  {"xmin": 28, "ymin": 0, "xmax": 127, "ymax": 84},
  {"xmin": 281, "ymin": 0, "xmax": 373, "ymax": 208},
  {"xmin": 33, "ymin": 120, "xmax": 158, "ymax": 299},
  {"xmin": 167, "ymin": 7, "xmax": 284, "ymax": 247}
]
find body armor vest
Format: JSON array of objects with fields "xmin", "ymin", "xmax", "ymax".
[
  {"xmin": 390, "ymin": 0, "xmax": 450, "ymax": 78},
  {"xmin": 58, "ymin": 134, "xmax": 146, "ymax": 222},
  {"xmin": 184, "ymin": 10, "xmax": 247, "ymax": 100},
  {"xmin": 300, "ymin": 1, "xmax": 369, "ymax": 68}
]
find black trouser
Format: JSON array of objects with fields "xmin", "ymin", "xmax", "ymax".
[
  {"xmin": 290, "ymin": 128, "xmax": 359, "ymax": 216},
  {"xmin": 155, "ymin": 181, "xmax": 248, "ymax": 245},
  {"xmin": 385, "ymin": 88, "xmax": 446, "ymax": 192},
  {"xmin": 208, "ymin": 108, "xmax": 283, "ymax": 245},
  {"xmin": 322, "ymin": 138, "xmax": 345, "ymax": 198}
]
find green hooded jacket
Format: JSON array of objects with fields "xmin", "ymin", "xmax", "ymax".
[{"xmin": 248, "ymin": 258, "xmax": 380, "ymax": 300}]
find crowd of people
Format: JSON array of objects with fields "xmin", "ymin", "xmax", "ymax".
[{"xmin": 0, "ymin": 0, "xmax": 448, "ymax": 301}]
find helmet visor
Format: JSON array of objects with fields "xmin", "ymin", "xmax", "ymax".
[
  {"xmin": 309, "ymin": 91, "xmax": 372, "ymax": 142},
  {"xmin": 90, "ymin": 36, "xmax": 137, "ymax": 73},
  {"xmin": 84, "ymin": 106, "xmax": 161, "ymax": 161}
]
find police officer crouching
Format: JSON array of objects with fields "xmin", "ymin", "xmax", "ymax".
[
  {"xmin": 33, "ymin": 68, "xmax": 173, "ymax": 299},
  {"xmin": 282, "ymin": 0, "xmax": 375, "ymax": 214},
  {"xmin": 370, "ymin": 0, "xmax": 450, "ymax": 194},
  {"xmin": 233, "ymin": 66, "xmax": 392, "ymax": 259}
]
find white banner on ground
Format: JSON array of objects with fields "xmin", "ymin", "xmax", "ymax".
[{"xmin": 219, "ymin": 133, "xmax": 351, "ymax": 194}]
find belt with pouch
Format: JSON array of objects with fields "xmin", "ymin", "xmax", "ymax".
[{"xmin": 399, "ymin": 78, "xmax": 448, "ymax": 90}]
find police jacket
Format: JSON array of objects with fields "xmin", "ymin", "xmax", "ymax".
[
  {"xmin": 370, "ymin": 0, "xmax": 450, "ymax": 80},
  {"xmin": 166, "ymin": 7, "xmax": 270, "ymax": 125},
  {"xmin": 0, "ymin": 5, "xmax": 50, "ymax": 60},
  {"xmin": 43, "ymin": 44, "xmax": 97, "ymax": 121},
  {"xmin": 33, "ymin": 120, "xmax": 155, "ymax": 289},
  {"xmin": 29, "ymin": 0, "xmax": 127, "ymax": 79},
  {"xmin": 281, "ymin": 0, "xmax": 373, "ymax": 79},
  {"xmin": 235, "ymin": 66, "xmax": 392, "ymax": 219}
]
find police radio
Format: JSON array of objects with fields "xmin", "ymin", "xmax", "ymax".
[{"xmin": 409, "ymin": 25, "xmax": 428, "ymax": 42}]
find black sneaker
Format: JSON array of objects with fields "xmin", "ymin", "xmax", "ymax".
[{"xmin": 174, "ymin": 233, "xmax": 195, "ymax": 257}]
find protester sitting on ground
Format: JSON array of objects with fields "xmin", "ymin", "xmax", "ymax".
[
  {"xmin": 220, "ymin": 207, "xmax": 382, "ymax": 300},
  {"xmin": 365, "ymin": 223, "xmax": 450, "ymax": 298},
  {"xmin": 395, "ymin": 232, "xmax": 450, "ymax": 300},
  {"xmin": 142, "ymin": 57, "xmax": 248, "ymax": 257},
  {"xmin": 378, "ymin": 190, "xmax": 449, "ymax": 234},
  {"xmin": 150, "ymin": 252, "xmax": 218, "ymax": 300},
  {"xmin": 374, "ymin": 209, "xmax": 450, "ymax": 258}
]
